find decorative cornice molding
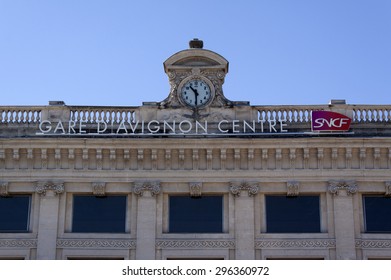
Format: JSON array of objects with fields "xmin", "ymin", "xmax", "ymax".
[
  {"xmin": 0, "ymin": 239, "xmax": 37, "ymax": 248},
  {"xmin": 1, "ymin": 144, "xmax": 391, "ymax": 172},
  {"xmin": 355, "ymin": 239, "xmax": 391, "ymax": 249},
  {"xmin": 230, "ymin": 181, "xmax": 259, "ymax": 197},
  {"xmin": 287, "ymin": 181, "xmax": 299, "ymax": 197},
  {"xmin": 133, "ymin": 181, "xmax": 161, "ymax": 197},
  {"xmin": 255, "ymin": 239, "xmax": 336, "ymax": 249},
  {"xmin": 35, "ymin": 181, "xmax": 64, "ymax": 196},
  {"xmin": 328, "ymin": 180, "xmax": 357, "ymax": 196},
  {"xmin": 189, "ymin": 182, "xmax": 202, "ymax": 197},
  {"xmin": 0, "ymin": 181, "xmax": 9, "ymax": 197},
  {"xmin": 57, "ymin": 239, "xmax": 136, "ymax": 249},
  {"xmin": 92, "ymin": 182, "xmax": 106, "ymax": 196},
  {"xmin": 156, "ymin": 239, "xmax": 235, "ymax": 249},
  {"xmin": 385, "ymin": 181, "xmax": 391, "ymax": 197}
]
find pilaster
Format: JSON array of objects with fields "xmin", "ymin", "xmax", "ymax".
[
  {"xmin": 134, "ymin": 181, "xmax": 161, "ymax": 259},
  {"xmin": 35, "ymin": 181, "xmax": 64, "ymax": 260},
  {"xmin": 329, "ymin": 180, "xmax": 357, "ymax": 260},
  {"xmin": 230, "ymin": 181, "xmax": 259, "ymax": 259}
]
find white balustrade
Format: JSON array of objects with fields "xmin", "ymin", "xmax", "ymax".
[
  {"xmin": 0, "ymin": 107, "xmax": 42, "ymax": 123},
  {"xmin": 0, "ymin": 105, "xmax": 390, "ymax": 125},
  {"xmin": 69, "ymin": 107, "xmax": 137, "ymax": 124},
  {"xmin": 254, "ymin": 105, "xmax": 391, "ymax": 123}
]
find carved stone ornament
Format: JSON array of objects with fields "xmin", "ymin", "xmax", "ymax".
[
  {"xmin": 230, "ymin": 181, "xmax": 259, "ymax": 197},
  {"xmin": 92, "ymin": 182, "xmax": 106, "ymax": 196},
  {"xmin": 355, "ymin": 239, "xmax": 391, "ymax": 249},
  {"xmin": 255, "ymin": 239, "xmax": 336, "ymax": 249},
  {"xmin": 0, "ymin": 239, "xmax": 37, "ymax": 248},
  {"xmin": 57, "ymin": 239, "xmax": 136, "ymax": 249},
  {"xmin": 385, "ymin": 181, "xmax": 391, "ymax": 197},
  {"xmin": 133, "ymin": 181, "xmax": 161, "ymax": 197},
  {"xmin": 189, "ymin": 182, "xmax": 202, "ymax": 197},
  {"xmin": 0, "ymin": 181, "xmax": 9, "ymax": 197},
  {"xmin": 35, "ymin": 181, "xmax": 64, "ymax": 196},
  {"xmin": 328, "ymin": 180, "xmax": 357, "ymax": 196},
  {"xmin": 287, "ymin": 181, "xmax": 300, "ymax": 197},
  {"xmin": 156, "ymin": 239, "xmax": 235, "ymax": 249}
]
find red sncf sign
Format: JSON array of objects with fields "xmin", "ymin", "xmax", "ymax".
[{"xmin": 311, "ymin": 111, "xmax": 351, "ymax": 131}]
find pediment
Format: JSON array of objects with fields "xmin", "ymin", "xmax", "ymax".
[
  {"xmin": 172, "ymin": 57, "xmax": 219, "ymax": 67},
  {"xmin": 164, "ymin": 49, "xmax": 229, "ymax": 73}
]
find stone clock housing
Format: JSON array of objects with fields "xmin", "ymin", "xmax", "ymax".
[
  {"xmin": 159, "ymin": 38, "xmax": 232, "ymax": 109},
  {"xmin": 141, "ymin": 39, "xmax": 249, "ymax": 123}
]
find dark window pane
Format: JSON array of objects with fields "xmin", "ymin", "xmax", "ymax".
[
  {"xmin": 266, "ymin": 195, "xmax": 320, "ymax": 233},
  {"xmin": 68, "ymin": 257, "xmax": 124, "ymax": 260},
  {"xmin": 364, "ymin": 196, "xmax": 391, "ymax": 233},
  {"xmin": 169, "ymin": 196, "xmax": 223, "ymax": 233},
  {"xmin": 0, "ymin": 196, "xmax": 30, "ymax": 232},
  {"xmin": 72, "ymin": 195, "xmax": 126, "ymax": 233}
]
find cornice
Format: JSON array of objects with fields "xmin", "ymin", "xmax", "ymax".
[{"xmin": 2, "ymin": 137, "xmax": 391, "ymax": 148}]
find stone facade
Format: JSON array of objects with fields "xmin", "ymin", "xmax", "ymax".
[{"xmin": 1, "ymin": 40, "xmax": 391, "ymax": 260}]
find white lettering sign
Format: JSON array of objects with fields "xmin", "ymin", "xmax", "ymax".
[{"xmin": 36, "ymin": 118, "xmax": 290, "ymax": 136}]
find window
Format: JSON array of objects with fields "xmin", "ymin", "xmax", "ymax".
[
  {"xmin": 167, "ymin": 258, "xmax": 224, "ymax": 260},
  {"xmin": 266, "ymin": 258, "xmax": 324, "ymax": 260},
  {"xmin": 67, "ymin": 257, "xmax": 124, "ymax": 260},
  {"xmin": 266, "ymin": 195, "xmax": 320, "ymax": 233},
  {"xmin": 169, "ymin": 195, "xmax": 223, "ymax": 233},
  {"xmin": 0, "ymin": 195, "xmax": 31, "ymax": 232},
  {"xmin": 364, "ymin": 196, "xmax": 391, "ymax": 233},
  {"xmin": 72, "ymin": 195, "xmax": 127, "ymax": 233}
]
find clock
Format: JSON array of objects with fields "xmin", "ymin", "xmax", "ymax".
[{"xmin": 179, "ymin": 78, "xmax": 213, "ymax": 108}]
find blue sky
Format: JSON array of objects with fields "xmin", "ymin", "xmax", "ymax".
[{"xmin": 0, "ymin": 0, "xmax": 390, "ymax": 106}]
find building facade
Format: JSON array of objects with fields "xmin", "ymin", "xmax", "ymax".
[{"xmin": 1, "ymin": 40, "xmax": 391, "ymax": 260}]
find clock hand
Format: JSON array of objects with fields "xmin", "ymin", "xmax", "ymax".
[
  {"xmin": 189, "ymin": 86, "xmax": 197, "ymax": 94},
  {"xmin": 190, "ymin": 86, "xmax": 199, "ymax": 106}
]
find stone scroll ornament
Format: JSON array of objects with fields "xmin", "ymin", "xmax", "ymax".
[
  {"xmin": 92, "ymin": 182, "xmax": 106, "ymax": 196},
  {"xmin": 0, "ymin": 181, "xmax": 9, "ymax": 197},
  {"xmin": 189, "ymin": 182, "xmax": 202, "ymax": 197},
  {"xmin": 287, "ymin": 181, "xmax": 300, "ymax": 197},
  {"xmin": 35, "ymin": 181, "xmax": 64, "ymax": 196},
  {"xmin": 230, "ymin": 181, "xmax": 259, "ymax": 197},
  {"xmin": 385, "ymin": 181, "xmax": 391, "ymax": 197},
  {"xmin": 328, "ymin": 180, "xmax": 357, "ymax": 196},
  {"xmin": 133, "ymin": 181, "xmax": 161, "ymax": 197}
]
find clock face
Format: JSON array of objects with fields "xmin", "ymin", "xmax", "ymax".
[{"xmin": 180, "ymin": 79, "xmax": 212, "ymax": 108}]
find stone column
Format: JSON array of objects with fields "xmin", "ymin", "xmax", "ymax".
[
  {"xmin": 230, "ymin": 182, "xmax": 259, "ymax": 260},
  {"xmin": 329, "ymin": 180, "xmax": 357, "ymax": 260},
  {"xmin": 134, "ymin": 181, "xmax": 160, "ymax": 260},
  {"xmin": 35, "ymin": 181, "xmax": 64, "ymax": 260}
]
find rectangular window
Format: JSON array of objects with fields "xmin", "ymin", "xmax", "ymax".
[
  {"xmin": 266, "ymin": 195, "xmax": 321, "ymax": 233},
  {"xmin": 72, "ymin": 195, "xmax": 127, "ymax": 233},
  {"xmin": 266, "ymin": 258, "xmax": 324, "ymax": 260},
  {"xmin": 169, "ymin": 195, "xmax": 223, "ymax": 233},
  {"xmin": 67, "ymin": 257, "xmax": 124, "ymax": 260},
  {"xmin": 364, "ymin": 196, "xmax": 391, "ymax": 233},
  {"xmin": 0, "ymin": 195, "xmax": 31, "ymax": 232}
]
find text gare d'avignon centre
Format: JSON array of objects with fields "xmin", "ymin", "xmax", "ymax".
[
  {"xmin": 36, "ymin": 118, "xmax": 289, "ymax": 136},
  {"xmin": 35, "ymin": 111, "xmax": 351, "ymax": 136}
]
